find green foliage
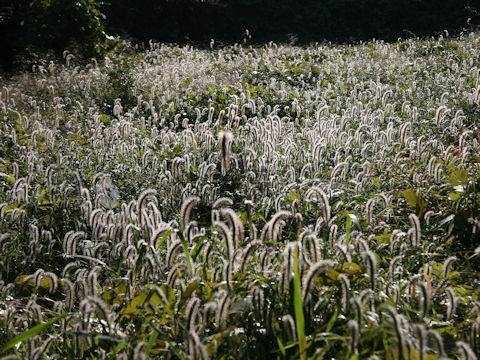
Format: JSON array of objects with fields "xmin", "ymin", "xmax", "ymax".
[
  {"xmin": 25, "ymin": 0, "xmax": 109, "ymax": 57},
  {"xmin": 293, "ymin": 246, "xmax": 306, "ymax": 360},
  {"xmin": 402, "ymin": 188, "xmax": 427, "ymax": 218},
  {"xmin": 98, "ymin": 42, "xmax": 137, "ymax": 115},
  {"xmin": 0, "ymin": 314, "xmax": 66, "ymax": 354},
  {"xmin": 447, "ymin": 169, "xmax": 480, "ymax": 250},
  {"xmin": 0, "ymin": 0, "xmax": 110, "ymax": 71}
]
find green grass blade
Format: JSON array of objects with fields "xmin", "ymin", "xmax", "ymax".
[
  {"xmin": 345, "ymin": 215, "xmax": 352, "ymax": 250},
  {"xmin": 178, "ymin": 231, "xmax": 193, "ymax": 275},
  {"xmin": 293, "ymin": 246, "xmax": 306, "ymax": 360},
  {"xmin": 277, "ymin": 337, "xmax": 286, "ymax": 356},
  {"xmin": 0, "ymin": 313, "xmax": 66, "ymax": 354},
  {"xmin": 325, "ymin": 309, "xmax": 338, "ymax": 333},
  {"xmin": 191, "ymin": 234, "xmax": 206, "ymax": 261},
  {"xmin": 156, "ymin": 229, "xmax": 173, "ymax": 250},
  {"xmin": 146, "ymin": 319, "xmax": 184, "ymax": 360},
  {"xmin": 108, "ymin": 342, "xmax": 126, "ymax": 360},
  {"xmin": 145, "ymin": 330, "xmax": 159, "ymax": 357}
]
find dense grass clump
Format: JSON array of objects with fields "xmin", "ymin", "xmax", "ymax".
[{"xmin": 1, "ymin": 32, "xmax": 480, "ymax": 358}]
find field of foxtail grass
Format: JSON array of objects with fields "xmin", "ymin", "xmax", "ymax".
[{"xmin": 1, "ymin": 32, "xmax": 480, "ymax": 359}]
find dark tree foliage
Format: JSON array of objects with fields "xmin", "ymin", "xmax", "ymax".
[
  {"xmin": 25, "ymin": 0, "xmax": 108, "ymax": 55},
  {"xmin": 102, "ymin": 0, "xmax": 480, "ymax": 46},
  {"xmin": 0, "ymin": 0, "xmax": 109, "ymax": 72},
  {"xmin": 0, "ymin": 0, "xmax": 27, "ymax": 71}
]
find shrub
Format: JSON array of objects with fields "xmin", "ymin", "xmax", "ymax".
[
  {"xmin": 0, "ymin": 0, "xmax": 109, "ymax": 71},
  {"xmin": 26, "ymin": 0, "xmax": 109, "ymax": 56}
]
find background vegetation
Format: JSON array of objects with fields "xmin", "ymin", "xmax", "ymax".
[
  {"xmin": 1, "ymin": 0, "xmax": 480, "ymax": 71},
  {"xmin": 103, "ymin": 0, "xmax": 480, "ymax": 45},
  {"xmin": 0, "ymin": 0, "xmax": 109, "ymax": 71}
]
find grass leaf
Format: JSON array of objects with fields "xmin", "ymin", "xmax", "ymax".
[
  {"xmin": 325, "ymin": 309, "xmax": 338, "ymax": 333},
  {"xmin": 345, "ymin": 214, "xmax": 352, "ymax": 250},
  {"xmin": 145, "ymin": 330, "xmax": 159, "ymax": 357},
  {"xmin": 293, "ymin": 246, "xmax": 306, "ymax": 360},
  {"xmin": 178, "ymin": 230, "xmax": 193, "ymax": 275},
  {"xmin": 402, "ymin": 188, "xmax": 417, "ymax": 207},
  {"xmin": 277, "ymin": 337, "xmax": 286, "ymax": 356},
  {"xmin": 0, "ymin": 313, "xmax": 66, "ymax": 354}
]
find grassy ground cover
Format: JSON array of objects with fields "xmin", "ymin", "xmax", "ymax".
[{"xmin": 1, "ymin": 32, "xmax": 480, "ymax": 359}]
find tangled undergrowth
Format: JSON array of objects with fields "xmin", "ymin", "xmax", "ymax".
[{"xmin": 1, "ymin": 32, "xmax": 480, "ymax": 359}]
